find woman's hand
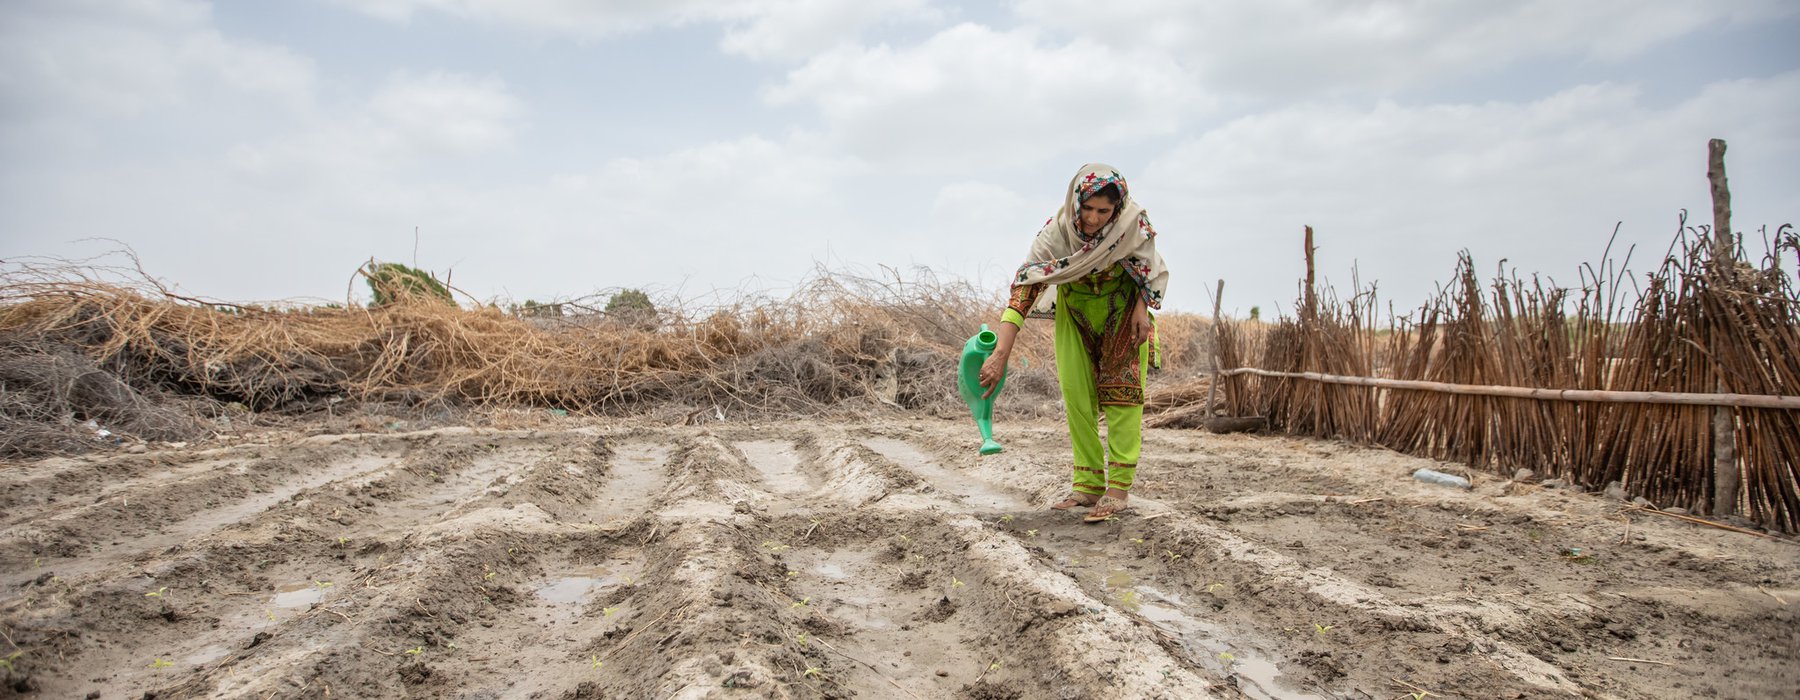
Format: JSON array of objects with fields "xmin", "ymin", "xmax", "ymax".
[
  {"xmin": 1131, "ymin": 299, "xmax": 1153, "ymax": 347},
  {"xmin": 979, "ymin": 352, "xmax": 1008, "ymax": 399}
]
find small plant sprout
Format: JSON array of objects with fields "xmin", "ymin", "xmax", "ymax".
[
  {"xmin": 1314, "ymin": 623, "xmax": 1334, "ymax": 635},
  {"xmin": 33, "ymin": 558, "xmax": 40, "ymax": 568},
  {"xmin": 1410, "ymin": 693, "xmax": 1428, "ymax": 700},
  {"xmin": 803, "ymin": 667, "xmax": 822, "ymax": 679},
  {"xmin": 999, "ymin": 514, "xmax": 1014, "ymax": 523},
  {"xmin": 405, "ymin": 646, "xmax": 424, "ymax": 656},
  {"xmin": 590, "ymin": 655, "xmax": 604, "ymax": 669},
  {"xmin": 337, "ymin": 536, "xmax": 349, "ymax": 546},
  {"xmin": 602, "ymin": 606, "xmax": 620, "ymax": 617},
  {"xmin": 0, "ymin": 651, "xmax": 23, "ymax": 671},
  {"xmin": 266, "ymin": 609, "xmax": 277, "ymax": 621},
  {"xmin": 897, "ymin": 534, "xmax": 910, "ymax": 543},
  {"xmin": 446, "ymin": 642, "xmax": 457, "ymax": 651},
  {"xmin": 790, "ymin": 597, "xmax": 811, "ymax": 608},
  {"xmin": 145, "ymin": 586, "xmax": 168, "ymax": 597},
  {"xmin": 1218, "ymin": 652, "xmax": 1235, "ymax": 662},
  {"xmin": 988, "ymin": 661, "xmax": 1003, "ymax": 671},
  {"xmin": 1118, "ymin": 590, "xmax": 1141, "ymax": 608},
  {"xmin": 1026, "ymin": 529, "xmax": 1038, "ymax": 538},
  {"xmin": 762, "ymin": 541, "xmax": 790, "ymax": 552},
  {"xmin": 484, "ymin": 570, "xmax": 497, "ymax": 581},
  {"xmin": 314, "ymin": 580, "xmax": 333, "ymax": 589},
  {"xmin": 1165, "ymin": 550, "xmax": 1182, "ymax": 562},
  {"xmin": 622, "ymin": 575, "xmax": 635, "ymax": 585},
  {"xmin": 951, "ymin": 577, "xmax": 965, "ymax": 588},
  {"xmin": 787, "ymin": 570, "xmax": 799, "ymax": 578},
  {"xmin": 794, "ymin": 633, "xmax": 809, "ymax": 647},
  {"xmin": 149, "ymin": 658, "xmax": 173, "ymax": 671},
  {"xmin": 1206, "ymin": 582, "xmax": 1225, "ymax": 593},
  {"xmin": 1130, "ymin": 538, "xmax": 1145, "ymax": 544}
]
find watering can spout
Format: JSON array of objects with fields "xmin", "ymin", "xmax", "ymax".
[{"xmin": 957, "ymin": 324, "xmax": 1006, "ymax": 455}]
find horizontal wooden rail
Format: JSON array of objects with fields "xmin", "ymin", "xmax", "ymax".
[{"xmin": 1216, "ymin": 367, "xmax": 1800, "ymax": 410}]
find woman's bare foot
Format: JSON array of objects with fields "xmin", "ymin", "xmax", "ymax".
[{"xmin": 1050, "ymin": 493, "xmax": 1100, "ymax": 510}]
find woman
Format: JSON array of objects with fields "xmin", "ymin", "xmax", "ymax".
[{"xmin": 978, "ymin": 163, "xmax": 1169, "ymax": 523}]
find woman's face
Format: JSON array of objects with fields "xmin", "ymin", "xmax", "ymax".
[{"xmin": 1077, "ymin": 196, "xmax": 1117, "ymax": 235}]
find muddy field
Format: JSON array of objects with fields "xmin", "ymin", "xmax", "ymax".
[{"xmin": 2, "ymin": 416, "xmax": 1796, "ymax": 699}]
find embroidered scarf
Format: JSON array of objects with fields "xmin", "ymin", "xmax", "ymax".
[{"xmin": 1012, "ymin": 163, "xmax": 1169, "ymax": 316}]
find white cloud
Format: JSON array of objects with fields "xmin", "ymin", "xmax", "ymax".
[
  {"xmin": 766, "ymin": 23, "xmax": 1200, "ymax": 169},
  {"xmin": 1008, "ymin": 0, "xmax": 1797, "ymax": 96},
  {"xmin": 331, "ymin": 0, "xmax": 943, "ymax": 61},
  {"xmin": 1140, "ymin": 72, "xmax": 1800, "ymax": 313},
  {"xmin": 0, "ymin": 0, "xmax": 315, "ymax": 122}
]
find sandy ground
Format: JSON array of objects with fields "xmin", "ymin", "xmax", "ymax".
[{"xmin": 1, "ymin": 416, "xmax": 1796, "ymax": 699}]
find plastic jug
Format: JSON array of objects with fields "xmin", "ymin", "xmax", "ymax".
[{"xmin": 957, "ymin": 324, "xmax": 1007, "ymax": 455}]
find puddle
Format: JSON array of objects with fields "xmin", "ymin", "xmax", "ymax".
[
  {"xmin": 533, "ymin": 559, "xmax": 641, "ymax": 606},
  {"xmin": 1134, "ymin": 599, "xmax": 1321, "ymax": 700},
  {"xmin": 536, "ymin": 576, "xmax": 604, "ymax": 605},
  {"xmin": 864, "ymin": 438, "xmax": 1026, "ymax": 511},
  {"xmin": 591, "ymin": 443, "xmax": 670, "ymax": 521},
  {"xmin": 271, "ymin": 582, "xmax": 329, "ymax": 609},
  {"xmin": 735, "ymin": 441, "xmax": 813, "ymax": 494}
]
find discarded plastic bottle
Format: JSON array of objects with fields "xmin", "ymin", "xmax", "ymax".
[
  {"xmin": 956, "ymin": 324, "xmax": 1007, "ymax": 455},
  {"xmin": 1413, "ymin": 468, "xmax": 1471, "ymax": 489}
]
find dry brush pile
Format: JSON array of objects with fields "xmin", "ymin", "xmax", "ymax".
[
  {"xmin": 1216, "ymin": 225, "xmax": 1800, "ymax": 531},
  {"xmin": 0, "ymin": 260, "xmax": 1211, "ymax": 458}
]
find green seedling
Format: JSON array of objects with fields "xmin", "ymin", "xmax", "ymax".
[
  {"xmin": 1409, "ymin": 693, "xmax": 1428, "ymax": 700},
  {"xmin": 266, "ymin": 609, "xmax": 277, "ymax": 621},
  {"xmin": 1070, "ymin": 558, "xmax": 1082, "ymax": 566},
  {"xmin": 1218, "ymin": 652, "xmax": 1235, "ymax": 662},
  {"xmin": 0, "ymin": 651, "xmax": 22, "ymax": 671},
  {"xmin": 912, "ymin": 554, "xmax": 924, "ymax": 561},
  {"xmin": 484, "ymin": 570, "xmax": 497, "ymax": 581},
  {"xmin": 1130, "ymin": 538, "xmax": 1145, "ymax": 544},
  {"xmin": 794, "ymin": 633, "xmax": 809, "ymax": 647},
  {"xmin": 999, "ymin": 515, "xmax": 1014, "ymax": 523},
  {"xmin": 1206, "ymin": 583, "xmax": 1225, "ymax": 593},
  {"xmin": 590, "ymin": 655, "xmax": 604, "ymax": 669},
  {"xmin": 897, "ymin": 535, "xmax": 910, "ymax": 543},
  {"xmin": 988, "ymin": 661, "xmax": 1002, "ymax": 671},
  {"xmin": 786, "ymin": 570, "xmax": 799, "ymax": 578},
  {"xmin": 602, "ymin": 607, "xmax": 620, "ymax": 617},
  {"xmin": 32, "ymin": 558, "xmax": 40, "ymax": 568},
  {"xmin": 337, "ymin": 537, "xmax": 349, "ymax": 546},
  {"xmin": 1165, "ymin": 550, "xmax": 1182, "ymax": 562},
  {"xmin": 803, "ymin": 667, "xmax": 822, "ymax": 679},
  {"xmin": 621, "ymin": 575, "xmax": 635, "ymax": 585},
  {"xmin": 762, "ymin": 541, "xmax": 790, "ymax": 552},
  {"xmin": 149, "ymin": 658, "xmax": 173, "ymax": 671},
  {"xmin": 951, "ymin": 577, "xmax": 965, "ymax": 588},
  {"xmin": 145, "ymin": 587, "xmax": 168, "ymax": 598},
  {"xmin": 790, "ymin": 597, "xmax": 811, "ymax": 608},
  {"xmin": 1118, "ymin": 590, "xmax": 1141, "ymax": 608},
  {"xmin": 314, "ymin": 580, "xmax": 334, "ymax": 589},
  {"xmin": 1527, "ymin": 529, "xmax": 1543, "ymax": 543},
  {"xmin": 405, "ymin": 646, "xmax": 424, "ymax": 656},
  {"xmin": 446, "ymin": 642, "xmax": 457, "ymax": 651},
  {"xmin": 1314, "ymin": 623, "xmax": 1334, "ymax": 635},
  {"xmin": 1026, "ymin": 529, "xmax": 1038, "ymax": 538}
]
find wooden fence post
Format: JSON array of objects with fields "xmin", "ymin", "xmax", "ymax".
[
  {"xmin": 1707, "ymin": 138, "xmax": 1739, "ymax": 517},
  {"xmin": 1205, "ymin": 279, "xmax": 1225, "ymax": 418}
]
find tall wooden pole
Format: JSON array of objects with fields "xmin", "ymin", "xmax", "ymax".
[
  {"xmin": 1708, "ymin": 138, "xmax": 1739, "ymax": 516},
  {"xmin": 1205, "ymin": 279, "xmax": 1225, "ymax": 418}
]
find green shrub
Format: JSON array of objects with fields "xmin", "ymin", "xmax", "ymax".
[{"xmin": 365, "ymin": 262, "xmax": 454, "ymax": 307}]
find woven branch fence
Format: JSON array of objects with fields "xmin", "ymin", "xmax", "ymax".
[{"xmin": 1214, "ymin": 208, "xmax": 1799, "ymax": 531}]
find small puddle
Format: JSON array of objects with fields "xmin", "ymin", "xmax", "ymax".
[
  {"xmin": 271, "ymin": 582, "xmax": 329, "ymax": 609},
  {"xmin": 736, "ymin": 441, "xmax": 814, "ymax": 494},
  {"xmin": 864, "ymin": 438, "xmax": 1026, "ymax": 511},
  {"xmin": 536, "ymin": 575, "xmax": 604, "ymax": 605},
  {"xmin": 1134, "ymin": 598, "xmax": 1320, "ymax": 700}
]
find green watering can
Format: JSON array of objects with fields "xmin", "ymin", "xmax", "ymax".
[{"xmin": 956, "ymin": 324, "xmax": 1007, "ymax": 455}]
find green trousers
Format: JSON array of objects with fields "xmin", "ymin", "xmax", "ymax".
[{"xmin": 1055, "ymin": 274, "xmax": 1151, "ymax": 496}]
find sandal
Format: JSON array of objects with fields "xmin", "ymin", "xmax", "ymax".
[
  {"xmin": 1083, "ymin": 495, "xmax": 1130, "ymax": 523},
  {"xmin": 1050, "ymin": 493, "xmax": 1100, "ymax": 510}
]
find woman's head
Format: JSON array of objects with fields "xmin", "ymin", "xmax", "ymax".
[{"xmin": 1077, "ymin": 183, "xmax": 1121, "ymax": 235}]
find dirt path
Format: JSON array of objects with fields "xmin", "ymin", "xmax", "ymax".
[{"xmin": 2, "ymin": 418, "xmax": 1796, "ymax": 698}]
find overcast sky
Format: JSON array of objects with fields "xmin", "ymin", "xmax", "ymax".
[{"xmin": 3, "ymin": 1, "xmax": 1797, "ymax": 317}]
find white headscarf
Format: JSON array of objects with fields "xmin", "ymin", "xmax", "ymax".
[{"xmin": 1013, "ymin": 163, "xmax": 1169, "ymax": 315}]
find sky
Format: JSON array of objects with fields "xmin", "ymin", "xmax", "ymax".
[{"xmin": 2, "ymin": 0, "xmax": 1797, "ymax": 318}]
